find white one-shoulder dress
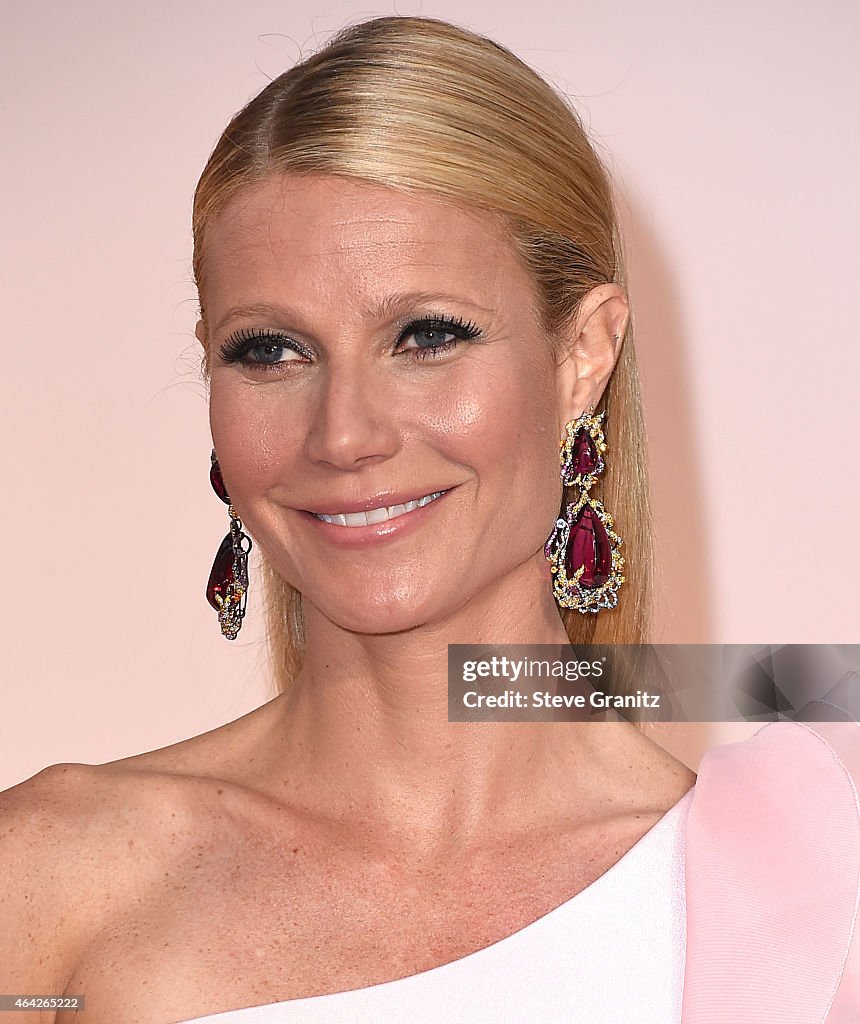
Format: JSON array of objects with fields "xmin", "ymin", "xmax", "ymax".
[{"xmin": 175, "ymin": 786, "xmax": 693, "ymax": 1024}]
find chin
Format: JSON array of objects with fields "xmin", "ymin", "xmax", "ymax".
[{"xmin": 311, "ymin": 585, "xmax": 446, "ymax": 636}]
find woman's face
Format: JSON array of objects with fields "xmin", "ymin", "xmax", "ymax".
[{"xmin": 198, "ymin": 173, "xmax": 578, "ymax": 634}]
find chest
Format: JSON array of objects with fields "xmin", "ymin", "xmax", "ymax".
[{"xmin": 59, "ymin": 815, "xmax": 645, "ymax": 1024}]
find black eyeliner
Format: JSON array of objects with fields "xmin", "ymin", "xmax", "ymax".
[
  {"xmin": 395, "ymin": 313, "xmax": 482, "ymax": 355},
  {"xmin": 218, "ymin": 327, "xmax": 311, "ymax": 365},
  {"xmin": 398, "ymin": 313, "xmax": 482, "ymax": 343}
]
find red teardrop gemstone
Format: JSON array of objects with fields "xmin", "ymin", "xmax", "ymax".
[
  {"xmin": 206, "ymin": 533, "xmax": 235, "ymax": 609},
  {"xmin": 571, "ymin": 428, "xmax": 598, "ymax": 475},
  {"xmin": 210, "ymin": 460, "xmax": 230, "ymax": 504},
  {"xmin": 565, "ymin": 504, "xmax": 611, "ymax": 589}
]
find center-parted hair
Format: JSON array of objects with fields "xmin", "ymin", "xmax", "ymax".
[{"xmin": 192, "ymin": 15, "xmax": 654, "ymax": 700}]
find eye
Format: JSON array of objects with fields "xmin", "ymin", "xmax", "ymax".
[
  {"xmin": 217, "ymin": 328, "xmax": 310, "ymax": 371},
  {"xmin": 395, "ymin": 315, "xmax": 483, "ymax": 361}
]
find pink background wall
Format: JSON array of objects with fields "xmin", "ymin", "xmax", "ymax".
[{"xmin": 1, "ymin": 2, "xmax": 857, "ymax": 789}]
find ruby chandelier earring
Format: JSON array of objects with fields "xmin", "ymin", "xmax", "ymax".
[
  {"xmin": 544, "ymin": 408, "xmax": 625, "ymax": 614},
  {"xmin": 207, "ymin": 449, "xmax": 252, "ymax": 640}
]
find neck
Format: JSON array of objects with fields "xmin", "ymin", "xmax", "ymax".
[{"xmin": 251, "ymin": 550, "xmax": 618, "ymax": 851}]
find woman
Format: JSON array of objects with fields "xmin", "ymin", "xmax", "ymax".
[{"xmin": 1, "ymin": 15, "xmax": 857, "ymax": 1024}]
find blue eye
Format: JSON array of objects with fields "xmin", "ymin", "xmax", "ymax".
[
  {"xmin": 395, "ymin": 315, "xmax": 482, "ymax": 361},
  {"xmin": 217, "ymin": 328, "xmax": 309, "ymax": 369}
]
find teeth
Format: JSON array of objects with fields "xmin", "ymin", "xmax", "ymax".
[{"xmin": 312, "ymin": 490, "xmax": 447, "ymax": 526}]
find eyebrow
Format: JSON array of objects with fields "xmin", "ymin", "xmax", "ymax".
[{"xmin": 211, "ymin": 291, "xmax": 497, "ymax": 337}]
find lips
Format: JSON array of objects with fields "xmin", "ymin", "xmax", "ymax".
[
  {"xmin": 302, "ymin": 486, "xmax": 454, "ymax": 517},
  {"xmin": 311, "ymin": 490, "xmax": 448, "ymax": 526},
  {"xmin": 299, "ymin": 485, "xmax": 456, "ymax": 547}
]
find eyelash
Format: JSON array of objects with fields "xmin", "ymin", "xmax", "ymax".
[{"xmin": 216, "ymin": 314, "xmax": 483, "ymax": 372}]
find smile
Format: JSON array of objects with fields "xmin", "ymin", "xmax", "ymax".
[{"xmin": 311, "ymin": 490, "xmax": 448, "ymax": 527}]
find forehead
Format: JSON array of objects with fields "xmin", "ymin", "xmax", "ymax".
[{"xmin": 201, "ymin": 173, "xmax": 536, "ymax": 320}]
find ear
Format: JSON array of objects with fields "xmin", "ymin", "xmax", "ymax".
[{"xmin": 554, "ymin": 283, "xmax": 629, "ymax": 431}]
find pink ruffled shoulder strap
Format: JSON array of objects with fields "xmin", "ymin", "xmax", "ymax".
[{"xmin": 682, "ymin": 717, "xmax": 860, "ymax": 1023}]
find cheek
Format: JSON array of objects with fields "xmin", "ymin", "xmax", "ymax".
[
  {"xmin": 425, "ymin": 361, "xmax": 562, "ymax": 515},
  {"xmin": 208, "ymin": 381, "xmax": 292, "ymax": 495}
]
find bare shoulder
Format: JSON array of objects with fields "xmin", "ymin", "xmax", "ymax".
[
  {"xmin": 0, "ymin": 758, "xmax": 226, "ymax": 1005},
  {"xmin": 0, "ymin": 757, "xmax": 210, "ymax": 849},
  {"xmin": 0, "ymin": 761, "xmax": 113, "ymax": 903},
  {"xmin": 0, "ymin": 764, "xmax": 110, "ymax": 1005}
]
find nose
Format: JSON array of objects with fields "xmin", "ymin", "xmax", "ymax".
[{"xmin": 304, "ymin": 353, "xmax": 400, "ymax": 471}]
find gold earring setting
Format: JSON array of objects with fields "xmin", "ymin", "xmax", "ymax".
[{"xmin": 544, "ymin": 409, "xmax": 625, "ymax": 614}]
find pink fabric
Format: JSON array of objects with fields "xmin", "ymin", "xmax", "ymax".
[{"xmin": 682, "ymin": 719, "xmax": 860, "ymax": 1023}]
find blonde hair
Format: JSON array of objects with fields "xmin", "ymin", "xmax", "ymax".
[{"xmin": 192, "ymin": 15, "xmax": 655, "ymax": 703}]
